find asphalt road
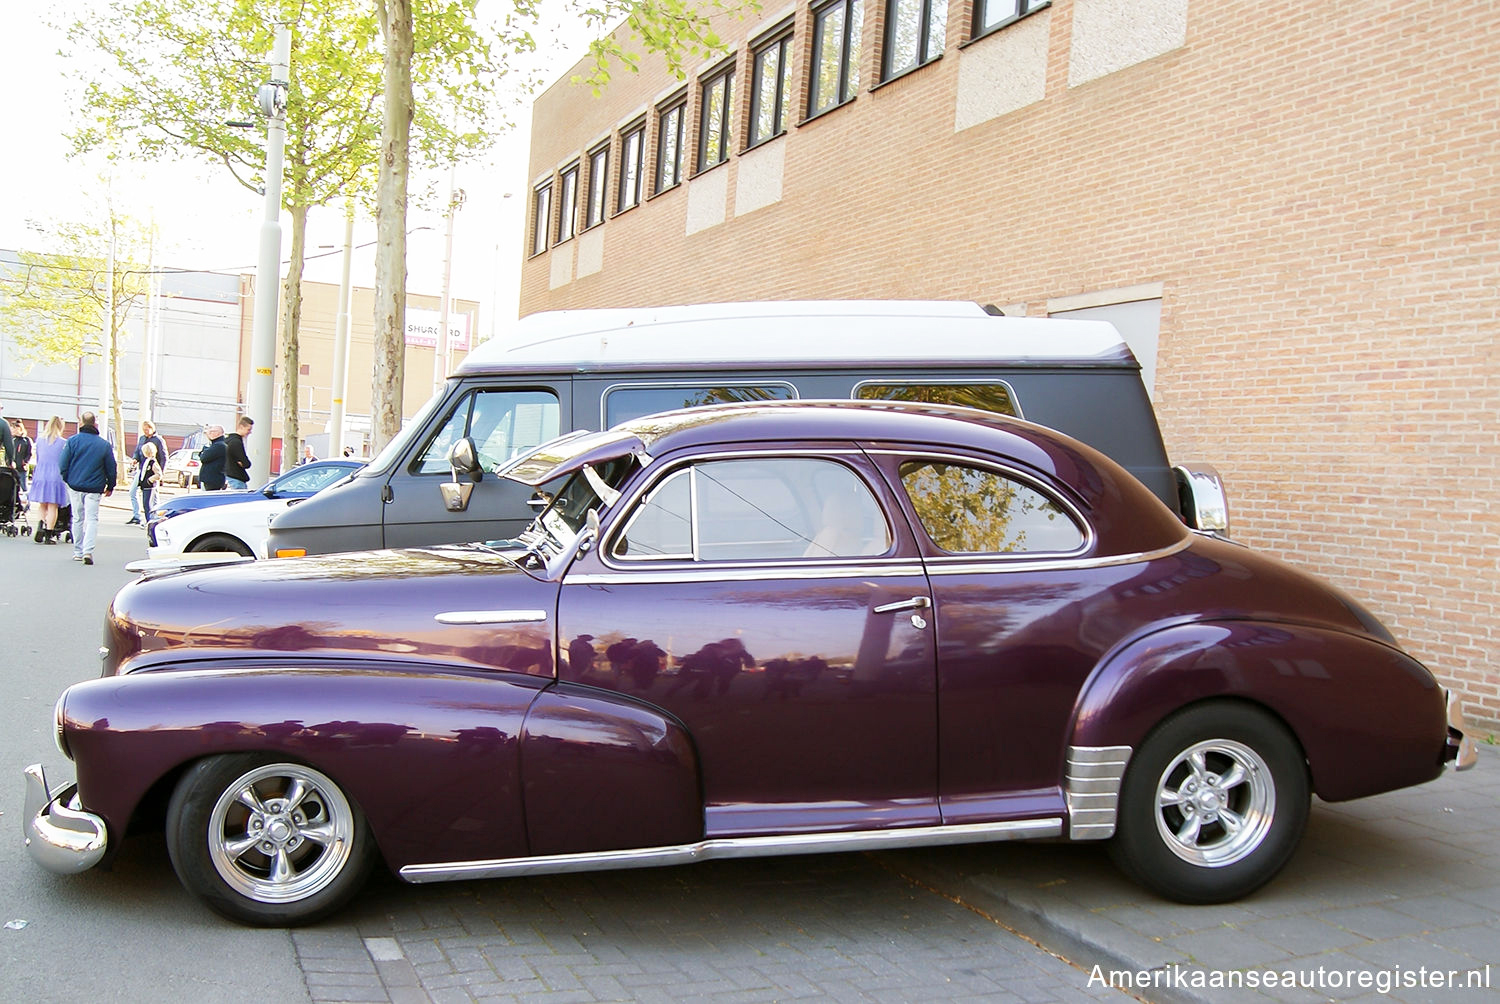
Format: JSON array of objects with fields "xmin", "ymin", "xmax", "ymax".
[{"xmin": 1, "ymin": 500, "xmax": 1127, "ymax": 1003}]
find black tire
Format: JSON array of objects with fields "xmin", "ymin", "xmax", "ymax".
[
  {"xmin": 1109, "ymin": 702, "xmax": 1309, "ymax": 904},
  {"xmin": 165, "ymin": 754, "xmax": 377, "ymax": 926},
  {"xmin": 187, "ymin": 533, "xmax": 255, "ymax": 557}
]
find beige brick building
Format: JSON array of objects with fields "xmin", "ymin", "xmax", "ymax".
[{"xmin": 520, "ymin": 1, "xmax": 1500, "ymax": 730}]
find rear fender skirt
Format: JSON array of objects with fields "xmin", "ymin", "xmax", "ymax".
[{"xmin": 1068, "ymin": 621, "xmax": 1447, "ymax": 803}]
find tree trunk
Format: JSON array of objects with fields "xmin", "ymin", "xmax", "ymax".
[
  {"xmin": 371, "ymin": 0, "xmax": 415, "ymax": 455},
  {"xmin": 280, "ymin": 202, "xmax": 309, "ymax": 473}
]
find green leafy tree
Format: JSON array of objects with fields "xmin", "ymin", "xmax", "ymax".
[
  {"xmin": 67, "ymin": 0, "xmax": 506, "ymax": 465},
  {"xmin": 0, "ymin": 195, "xmax": 155, "ymax": 461}
]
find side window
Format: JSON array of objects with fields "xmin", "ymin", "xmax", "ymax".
[
  {"xmin": 614, "ymin": 458, "xmax": 891, "ymax": 561},
  {"xmin": 604, "ymin": 383, "xmax": 796, "ymax": 426},
  {"xmin": 900, "ymin": 460, "xmax": 1083, "ymax": 554},
  {"xmin": 413, "ymin": 390, "xmax": 561, "ymax": 475},
  {"xmin": 854, "ymin": 382, "xmax": 1019, "ymax": 417}
]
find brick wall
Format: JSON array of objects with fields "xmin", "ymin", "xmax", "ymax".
[{"xmin": 521, "ymin": 1, "xmax": 1500, "ymax": 731}]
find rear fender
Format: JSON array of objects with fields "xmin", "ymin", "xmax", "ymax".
[
  {"xmin": 60, "ymin": 661, "xmax": 549, "ymax": 871},
  {"xmin": 1069, "ymin": 621, "xmax": 1447, "ymax": 803}
]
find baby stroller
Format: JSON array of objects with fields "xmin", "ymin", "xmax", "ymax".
[
  {"xmin": 0, "ymin": 467, "xmax": 25, "ymax": 538},
  {"xmin": 39, "ymin": 501, "xmax": 73, "ymax": 544}
]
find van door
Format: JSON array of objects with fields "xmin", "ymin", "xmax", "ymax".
[{"xmin": 381, "ymin": 383, "xmax": 570, "ymax": 547}]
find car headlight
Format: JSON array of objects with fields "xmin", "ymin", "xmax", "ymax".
[{"xmin": 54, "ymin": 692, "xmax": 70, "ymax": 759}]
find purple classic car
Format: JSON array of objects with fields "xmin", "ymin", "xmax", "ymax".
[{"xmin": 25, "ymin": 402, "xmax": 1478, "ymax": 926}]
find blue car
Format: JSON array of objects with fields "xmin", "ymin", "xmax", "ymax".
[{"xmin": 147, "ymin": 459, "xmax": 362, "ymax": 547}]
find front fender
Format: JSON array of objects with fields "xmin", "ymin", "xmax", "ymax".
[
  {"xmin": 59, "ymin": 660, "xmax": 550, "ymax": 871},
  {"xmin": 1069, "ymin": 621, "xmax": 1448, "ymax": 802}
]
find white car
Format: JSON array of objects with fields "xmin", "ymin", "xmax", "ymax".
[{"xmin": 147, "ymin": 496, "xmax": 293, "ymax": 559}]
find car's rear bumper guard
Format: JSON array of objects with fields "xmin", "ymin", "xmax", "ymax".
[
  {"xmin": 1446, "ymin": 691, "xmax": 1479, "ymax": 772},
  {"xmin": 22, "ymin": 764, "xmax": 108, "ymax": 874}
]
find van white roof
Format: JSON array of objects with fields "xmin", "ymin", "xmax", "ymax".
[{"xmin": 457, "ymin": 301, "xmax": 1136, "ymax": 374}]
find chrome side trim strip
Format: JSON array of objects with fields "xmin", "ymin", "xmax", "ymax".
[
  {"xmin": 569, "ymin": 563, "xmax": 927, "ymax": 586},
  {"xmin": 399, "ymin": 817, "xmax": 1063, "ymax": 884},
  {"xmin": 925, "ymin": 537, "xmax": 1191, "ymax": 577},
  {"xmin": 434, "ymin": 609, "xmax": 549, "ymax": 626},
  {"xmin": 1065, "ymin": 745, "xmax": 1132, "ymax": 840}
]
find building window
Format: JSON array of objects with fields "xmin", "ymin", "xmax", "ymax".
[
  {"xmin": 655, "ymin": 93, "xmax": 686, "ymax": 194},
  {"xmin": 697, "ymin": 60, "xmax": 735, "ymax": 173},
  {"xmin": 530, "ymin": 181, "xmax": 552, "ymax": 256},
  {"xmin": 809, "ymin": 0, "xmax": 863, "ymax": 117},
  {"xmin": 617, "ymin": 120, "xmax": 645, "ymax": 212},
  {"xmin": 749, "ymin": 25, "xmax": 793, "ymax": 147},
  {"xmin": 585, "ymin": 142, "xmax": 609, "ymax": 230},
  {"xmin": 973, "ymin": 0, "xmax": 1046, "ymax": 40},
  {"xmin": 556, "ymin": 162, "xmax": 579, "ymax": 243},
  {"xmin": 883, "ymin": 0, "xmax": 947, "ymax": 80}
]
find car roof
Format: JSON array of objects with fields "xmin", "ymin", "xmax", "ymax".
[{"xmin": 457, "ymin": 300, "xmax": 1135, "ymax": 376}]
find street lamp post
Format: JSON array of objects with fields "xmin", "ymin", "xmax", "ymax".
[{"xmin": 246, "ymin": 24, "xmax": 291, "ymax": 479}]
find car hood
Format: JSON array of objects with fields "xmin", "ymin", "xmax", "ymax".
[{"xmin": 104, "ymin": 546, "xmax": 557, "ymax": 680}]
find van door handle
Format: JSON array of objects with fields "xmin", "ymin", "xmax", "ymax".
[
  {"xmin": 382, "ymin": 485, "xmax": 394, "ymax": 503},
  {"xmin": 873, "ymin": 596, "xmax": 932, "ymax": 615}
]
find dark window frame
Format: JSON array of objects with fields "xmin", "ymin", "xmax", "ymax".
[
  {"xmin": 748, "ymin": 22, "xmax": 795, "ymax": 149},
  {"xmin": 584, "ymin": 141, "xmax": 610, "ymax": 231},
  {"xmin": 616, "ymin": 118, "xmax": 646, "ymax": 214},
  {"xmin": 880, "ymin": 0, "xmax": 948, "ymax": 83},
  {"xmin": 696, "ymin": 58, "xmax": 736, "ymax": 175},
  {"xmin": 807, "ymin": 0, "xmax": 863, "ymax": 121},
  {"xmin": 555, "ymin": 161, "xmax": 580, "ymax": 244},
  {"xmin": 529, "ymin": 181, "xmax": 552, "ymax": 257},
  {"xmin": 654, "ymin": 91, "xmax": 687, "ymax": 195},
  {"xmin": 970, "ymin": 0, "xmax": 1048, "ymax": 45}
]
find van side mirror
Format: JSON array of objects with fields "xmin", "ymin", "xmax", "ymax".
[{"xmin": 448, "ymin": 437, "xmax": 482, "ymax": 482}]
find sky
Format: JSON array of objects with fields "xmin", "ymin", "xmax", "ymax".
[{"xmin": 0, "ymin": 3, "xmax": 598, "ymax": 342}]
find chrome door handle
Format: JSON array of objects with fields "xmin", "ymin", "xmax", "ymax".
[{"xmin": 873, "ymin": 596, "xmax": 932, "ymax": 615}]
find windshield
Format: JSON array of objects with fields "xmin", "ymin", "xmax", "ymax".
[{"xmin": 365, "ymin": 386, "xmax": 450, "ymax": 475}]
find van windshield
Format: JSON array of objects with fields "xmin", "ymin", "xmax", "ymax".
[{"xmin": 365, "ymin": 387, "xmax": 450, "ymax": 475}]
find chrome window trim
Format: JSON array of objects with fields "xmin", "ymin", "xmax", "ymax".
[
  {"xmin": 881, "ymin": 449, "xmax": 1095, "ymax": 558},
  {"xmin": 400, "ymin": 816, "xmax": 1063, "ymax": 884},
  {"xmin": 603, "ymin": 449, "xmax": 892, "ymax": 569},
  {"xmin": 599, "ymin": 380, "xmax": 798, "ymax": 428},
  {"xmin": 570, "ymin": 561, "xmax": 927, "ymax": 586},
  {"xmin": 922, "ymin": 537, "xmax": 1190, "ymax": 575},
  {"xmin": 849, "ymin": 377, "xmax": 1024, "ymax": 419}
]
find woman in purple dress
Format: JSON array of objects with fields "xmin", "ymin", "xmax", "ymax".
[{"xmin": 29, "ymin": 416, "xmax": 70, "ymax": 543}]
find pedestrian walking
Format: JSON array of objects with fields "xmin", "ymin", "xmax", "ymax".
[
  {"xmin": 28, "ymin": 416, "xmax": 70, "ymax": 543},
  {"xmin": 10, "ymin": 420, "xmax": 32, "ymax": 491},
  {"xmin": 127, "ymin": 420, "xmax": 166, "ymax": 524},
  {"xmin": 57, "ymin": 411, "xmax": 117, "ymax": 565},
  {"xmin": 224, "ymin": 416, "xmax": 253, "ymax": 490},
  {"xmin": 198, "ymin": 425, "xmax": 227, "ymax": 491},
  {"xmin": 136, "ymin": 441, "xmax": 163, "ymax": 525},
  {"xmin": 298, "ymin": 443, "xmax": 317, "ymax": 465}
]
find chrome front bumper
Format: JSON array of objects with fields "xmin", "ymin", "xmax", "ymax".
[
  {"xmin": 1447, "ymin": 692, "xmax": 1479, "ymax": 772},
  {"xmin": 22, "ymin": 764, "xmax": 108, "ymax": 874}
]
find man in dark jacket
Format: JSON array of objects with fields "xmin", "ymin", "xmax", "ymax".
[
  {"xmin": 197, "ymin": 425, "xmax": 227, "ymax": 490},
  {"xmin": 58, "ymin": 411, "xmax": 117, "ymax": 565},
  {"xmin": 224, "ymin": 415, "xmax": 254, "ymax": 490}
]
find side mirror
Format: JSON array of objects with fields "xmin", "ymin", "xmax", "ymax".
[{"xmin": 448, "ymin": 437, "xmax": 482, "ymax": 482}]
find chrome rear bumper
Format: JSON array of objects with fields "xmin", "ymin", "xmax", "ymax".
[
  {"xmin": 22, "ymin": 764, "xmax": 108, "ymax": 874},
  {"xmin": 1447, "ymin": 692, "xmax": 1479, "ymax": 772}
]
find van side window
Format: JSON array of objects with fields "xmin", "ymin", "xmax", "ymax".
[
  {"xmin": 604, "ymin": 384, "xmax": 795, "ymax": 426},
  {"xmin": 854, "ymin": 382, "xmax": 1020, "ymax": 417},
  {"xmin": 413, "ymin": 390, "xmax": 561, "ymax": 475},
  {"xmin": 900, "ymin": 460, "xmax": 1083, "ymax": 554}
]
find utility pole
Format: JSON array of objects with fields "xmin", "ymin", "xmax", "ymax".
[
  {"xmin": 330, "ymin": 209, "xmax": 354, "ymax": 457},
  {"xmin": 434, "ymin": 174, "xmax": 465, "ymax": 395},
  {"xmin": 246, "ymin": 24, "xmax": 291, "ymax": 478}
]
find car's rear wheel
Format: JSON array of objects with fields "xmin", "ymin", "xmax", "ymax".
[
  {"xmin": 187, "ymin": 533, "xmax": 254, "ymax": 557},
  {"xmin": 1109, "ymin": 702, "xmax": 1309, "ymax": 903},
  {"xmin": 166, "ymin": 754, "xmax": 376, "ymax": 926}
]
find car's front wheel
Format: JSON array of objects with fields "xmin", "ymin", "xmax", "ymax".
[
  {"xmin": 1109, "ymin": 702, "xmax": 1309, "ymax": 903},
  {"xmin": 166, "ymin": 755, "xmax": 376, "ymax": 926},
  {"xmin": 187, "ymin": 533, "xmax": 255, "ymax": 557}
]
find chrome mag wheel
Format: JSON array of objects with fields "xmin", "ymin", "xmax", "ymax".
[{"xmin": 1154, "ymin": 738, "xmax": 1275, "ymax": 867}]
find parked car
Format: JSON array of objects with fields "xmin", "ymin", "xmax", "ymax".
[
  {"xmin": 268, "ymin": 300, "xmax": 1229, "ymax": 558},
  {"xmin": 162, "ymin": 448, "xmax": 202, "ymax": 488},
  {"xmin": 147, "ymin": 460, "xmax": 362, "ymax": 546},
  {"xmin": 146, "ymin": 496, "xmax": 295, "ymax": 559},
  {"xmin": 25, "ymin": 402, "xmax": 1476, "ymax": 927}
]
